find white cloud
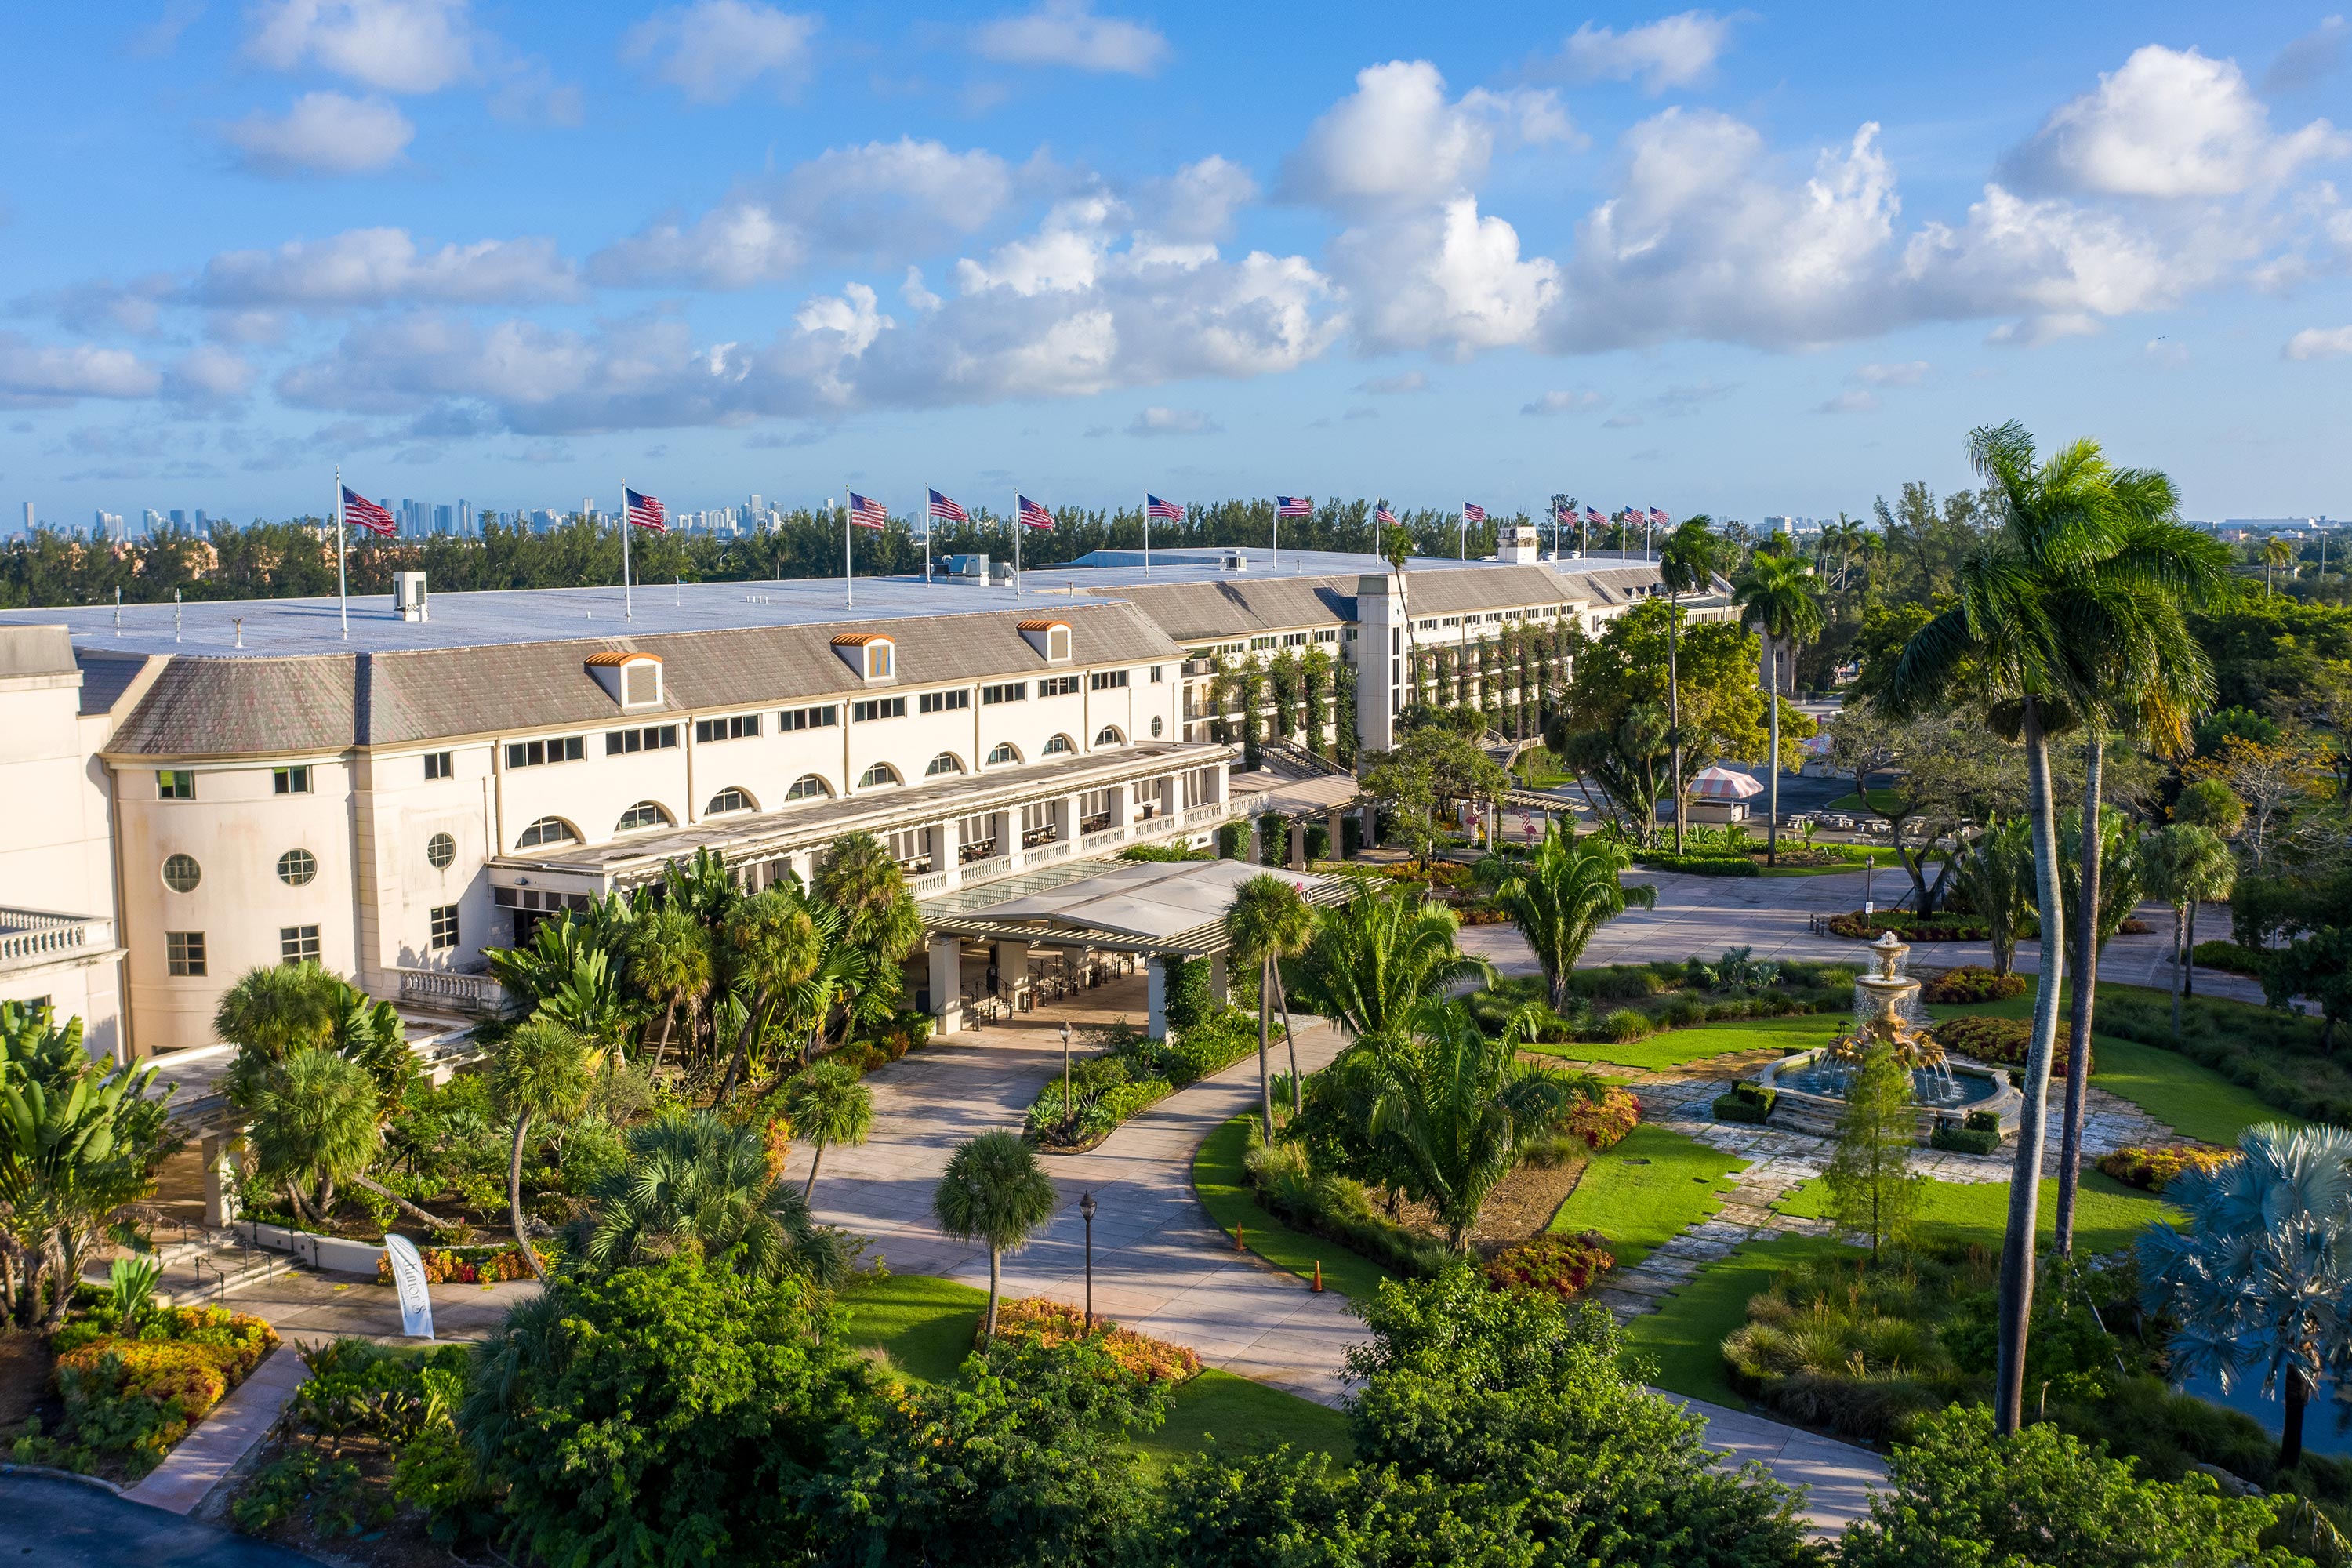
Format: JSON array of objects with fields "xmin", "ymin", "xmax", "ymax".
[
  {"xmin": 220, "ymin": 93, "xmax": 415, "ymax": 175},
  {"xmin": 0, "ymin": 333, "xmax": 162, "ymax": 405},
  {"xmin": 621, "ymin": 0, "xmax": 818, "ymax": 104},
  {"xmin": 16, "ymin": 275, "xmax": 179, "ymax": 336},
  {"xmin": 243, "ymin": 0, "xmax": 478, "ymax": 93},
  {"xmin": 1283, "ymin": 60, "xmax": 1572, "ymax": 215},
  {"xmin": 1553, "ymin": 10, "xmax": 1737, "ymax": 93},
  {"xmin": 1816, "ymin": 389, "xmax": 1879, "ymax": 414},
  {"xmin": 1521, "ymin": 388, "xmax": 1604, "ymax": 415},
  {"xmin": 2267, "ymin": 16, "xmax": 2347, "ymax": 94},
  {"xmin": 195, "ymin": 228, "xmax": 581, "ymax": 307},
  {"xmin": 2143, "ymin": 336, "xmax": 2190, "ymax": 368},
  {"xmin": 2005, "ymin": 45, "xmax": 2347, "ymax": 198},
  {"xmin": 1358, "ymin": 370, "xmax": 1430, "ymax": 394},
  {"xmin": 972, "ymin": 0, "xmax": 1167, "ymax": 75},
  {"xmin": 2285, "ymin": 325, "xmax": 2352, "ymax": 358},
  {"xmin": 901, "ymin": 267, "xmax": 942, "ymax": 311},
  {"xmin": 1125, "ymin": 405, "xmax": 1219, "ymax": 435},
  {"xmin": 1852, "ymin": 359, "xmax": 1927, "ymax": 385},
  {"xmin": 1139, "ymin": 156, "xmax": 1258, "ymax": 242},
  {"xmin": 162, "ymin": 345, "xmax": 258, "ymax": 404},
  {"xmin": 1334, "ymin": 197, "xmax": 1559, "ymax": 354}
]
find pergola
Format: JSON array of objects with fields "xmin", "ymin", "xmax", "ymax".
[{"xmin": 923, "ymin": 857, "xmax": 1359, "ymax": 1038}]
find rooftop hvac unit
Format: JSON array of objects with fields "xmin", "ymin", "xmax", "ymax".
[{"xmin": 392, "ymin": 571, "xmax": 429, "ymax": 622}]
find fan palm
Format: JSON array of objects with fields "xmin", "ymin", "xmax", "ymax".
[
  {"xmin": 1657, "ymin": 517, "xmax": 1726, "ymax": 852},
  {"xmin": 1488, "ymin": 823, "xmax": 1655, "ymax": 1013},
  {"xmin": 1292, "ymin": 883, "xmax": 1493, "ymax": 1049},
  {"xmin": 2140, "ymin": 1123, "xmax": 2352, "ymax": 1467},
  {"xmin": 783, "ymin": 1057, "xmax": 873, "ymax": 1202},
  {"xmin": 716, "ymin": 887, "xmax": 823, "ymax": 1101},
  {"xmin": 813, "ymin": 831, "xmax": 925, "ymax": 1012},
  {"xmin": 1730, "ymin": 550, "xmax": 1823, "ymax": 866},
  {"xmin": 1886, "ymin": 417, "xmax": 2224, "ymax": 1432},
  {"xmin": 2141, "ymin": 824, "xmax": 2237, "ymax": 1040},
  {"xmin": 625, "ymin": 905, "xmax": 712, "ymax": 1075},
  {"xmin": 581, "ymin": 1109, "xmax": 847, "ymax": 1287},
  {"xmin": 213, "ymin": 960, "xmax": 344, "ymax": 1108},
  {"xmin": 249, "ymin": 1047, "xmax": 380, "ymax": 1225},
  {"xmin": 1225, "ymin": 874, "xmax": 1320, "ymax": 1138},
  {"xmin": 932, "ymin": 1131, "xmax": 1056, "ymax": 1341},
  {"xmin": 1949, "ymin": 818, "xmax": 2033, "ymax": 976},
  {"xmin": 2263, "ymin": 534, "xmax": 2293, "ymax": 596},
  {"xmin": 489, "ymin": 1018, "xmax": 591, "ymax": 1280}
]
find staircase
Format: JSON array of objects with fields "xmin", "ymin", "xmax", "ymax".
[
  {"xmin": 1261, "ymin": 740, "xmax": 1350, "ymax": 779},
  {"xmin": 87, "ymin": 1225, "xmax": 306, "ymax": 1308}
]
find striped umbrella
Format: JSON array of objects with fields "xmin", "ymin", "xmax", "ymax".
[{"xmin": 1690, "ymin": 764, "xmax": 1764, "ymax": 800}]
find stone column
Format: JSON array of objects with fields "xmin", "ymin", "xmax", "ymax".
[
  {"xmin": 1361, "ymin": 799, "xmax": 1379, "ymax": 854},
  {"xmin": 1327, "ymin": 806, "xmax": 1346, "ymax": 861},
  {"xmin": 935, "ymin": 815, "xmax": 960, "ymax": 889},
  {"xmin": 1147, "ymin": 955, "xmax": 1170, "ymax": 1041},
  {"xmin": 993, "ymin": 938, "xmax": 1031, "ymax": 1012},
  {"xmin": 929, "ymin": 935, "xmax": 964, "ymax": 1035},
  {"xmin": 1288, "ymin": 817, "xmax": 1306, "ymax": 871},
  {"xmin": 1243, "ymin": 814, "xmax": 1261, "ymax": 864},
  {"xmin": 202, "ymin": 1134, "xmax": 241, "ymax": 1229},
  {"xmin": 1208, "ymin": 950, "xmax": 1230, "ymax": 1007}
]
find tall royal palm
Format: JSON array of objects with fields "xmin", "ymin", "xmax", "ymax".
[
  {"xmin": 1490, "ymin": 824, "xmax": 1656, "ymax": 1013},
  {"xmin": 1226, "ymin": 874, "xmax": 1321, "ymax": 1137},
  {"xmin": 1886, "ymin": 418, "xmax": 2223, "ymax": 1434},
  {"xmin": 1731, "ymin": 548, "xmax": 1824, "ymax": 867},
  {"xmin": 1657, "ymin": 517, "xmax": 1724, "ymax": 853},
  {"xmin": 1382, "ymin": 520, "xmax": 1418, "ymax": 704},
  {"xmin": 2141, "ymin": 824, "xmax": 2236, "ymax": 1042},
  {"xmin": 1293, "ymin": 883, "xmax": 1492, "ymax": 1049},
  {"xmin": 625, "ymin": 905, "xmax": 712, "ymax": 1075}
]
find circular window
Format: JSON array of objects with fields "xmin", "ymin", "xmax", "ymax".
[
  {"xmin": 277, "ymin": 848, "xmax": 318, "ymax": 887},
  {"xmin": 426, "ymin": 832, "xmax": 456, "ymax": 869},
  {"xmin": 1150, "ymin": 716, "xmax": 1163, "ymax": 738},
  {"xmin": 162, "ymin": 853, "xmax": 201, "ymax": 893}
]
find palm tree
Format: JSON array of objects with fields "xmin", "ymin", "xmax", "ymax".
[
  {"xmin": 814, "ymin": 831, "xmax": 925, "ymax": 1013},
  {"xmin": 489, "ymin": 1018, "xmax": 591, "ymax": 1280},
  {"xmin": 1887, "ymin": 418, "xmax": 2227, "ymax": 1434},
  {"xmin": 1292, "ymin": 883, "xmax": 1493, "ymax": 1049},
  {"xmin": 2263, "ymin": 534, "xmax": 2293, "ymax": 596},
  {"xmin": 1225, "ymin": 874, "xmax": 1320, "ymax": 1137},
  {"xmin": 249, "ymin": 1047, "xmax": 381, "ymax": 1225},
  {"xmin": 717, "ymin": 887, "xmax": 822, "ymax": 1101},
  {"xmin": 213, "ymin": 961, "xmax": 345, "ymax": 1107},
  {"xmin": 582, "ymin": 1109, "xmax": 847, "ymax": 1286},
  {"xmin": 625, "ymin": 905, "xmax": 712, "ymax": 1075},
  {"xmin": 932, "ymin": 1131, "xmax": 1055, "ymax": 1341},
  {"xmin": 1488, "ymin": 824, "xmax": 1656, "ymax": 1012},
  {"xmin": 783, "ymin": 1057, "xmax": 873, "ymax": 1202},
  {"xmin": 2140, "ymin": 1123, "xmax": 2352, "ymax": 1468},
  {"xmin": 2142, "ymin": 824, "xmax": 2237, "ymax": 1040},
  {"xmin": 1657, "ymin": 517, "xmax": 1724, "ymax": 853},
  {"xmin": 1949, "ymin": 818, "xmax": 2033, "ymax": 976},
  {"xmin": 1730, "ymin": 550, "xmax": 1824, "ymax": 866}
]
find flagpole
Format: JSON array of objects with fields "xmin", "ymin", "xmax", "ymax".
[
  {"xmin": 622, "ymin": 482, "xmax": 633, "ymax": 622},
  {"xmin": 1142, "ymin": 493, "xmax": 1149, "ymax": 575},
  {"xmin": 1012, "ymin": 495, "xmax": 1021, "ymax": 597},
  {"xmin": 923, "ymin": 490, "xmax": 932, "ymax": 583},
  {"xmin": 844, "ymin": 492, "xmax": 853, "ymax": 609},
  {"xmin": 336, "ymin": 466, "xmax": 348, "ymax": 640},
  {"xmin": 1272, "ymin": 499, "xmax": 1279, "ymax": 568}
]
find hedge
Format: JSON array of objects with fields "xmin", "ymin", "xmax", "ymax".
[
  {"xmin": 1635, "ymin": 854, "xmax": 1761, "ymax": 877},
  {"xmin": 1714, "ymin": 1082, "xmax": 1776, "ymax": 1124}
]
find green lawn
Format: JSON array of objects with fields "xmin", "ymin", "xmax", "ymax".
[
  {"xmin": 1548, "ymin": 1123, "xmax": 1748, "ymax": 1266},
  {"xmin": 1622, "ymin": 1236, "xmax": 1851, "ymax": 1407},
  {"xmin": 1540, "ymin": 1011, "xmax": 1848, "ymax": 1072},
  {"xmin": 1773, "ymin": 1170, "xmax": 2178, "ymax": 1257},
  {"xmin": 836, "ymin": 1272, "xmax": 1352, "ymax": 1463},
  {"xmin": 1193, "ymin": 1114, "xmax": 1399, "ymax": 1301},
  {"xmin": 1821, "ymin": 788, "xmax": 1903, "ymax": 814}
]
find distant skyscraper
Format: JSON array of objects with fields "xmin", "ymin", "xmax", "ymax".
[
  {"xmin": 433, "ymin": 503, "xmax": 455, "ymax": 535},
  {"xmin": 143, "ymin": 509, "xmax": 165, "ymax": 536},
  {"xmin": 169, "ymin": 510, "xmax": 187, "ymax": 530},
  {"xmin": 20, "ymin": 502, "xmax": 32, "ymax": 535},
  {"xmin": 458, "ymin": 499, "xmax": 473, "ymax": 535}
]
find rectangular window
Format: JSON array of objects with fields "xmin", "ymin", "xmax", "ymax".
[
  {"xmin": 278, "ymin": 924, "xmax": 320, "ymax": 964},
  {"xmin": 694, "ymin": 713, "xmax": 763, "ymax": 743},
  {"xmin": 429, "ymin": 904, "xmax": 460, "ymax": 950},
  {"xmin": 884, "ymin": 827, "xmax": 934, "ymax": 873},
  {"xmin": 1087, "ymin": 670, "xmax": 1129, "ymax": 691},
  {"xmin": 423, "ymin": 750, "xmax": 454, "ymax": 780},
  {"xmin": 851, "ymin": 696, "xmax": 907, "ymax": 723},
  {"xmin": 166, "ymin": 931, "xmax": 206, "ymax": 976},
  {"xmin": 1281, "ymin": 632, "xmax": 1308, "ymax": 648},
  {"xmin": 778, "ymin": 704, "xmax": 838, "ymax": 731},
  {"xmin": 1249, "ymin": 634, "xmax": 1276, "ymax": 650},
  {"xmin": 981, "ymin": 681, "xmax": 1027, "ymax": 705},
  {"xmin": 605, "ymin": 724, "xmax": 680, "ymax": 755},
  {"xmin": 1149, "ymin": 665, "xmax": 1163, "ymax": 682},
  {"xmin": 157, "ymin": 769, "xmax": 194, "ymax": 800},
  {"xmin": 273, "ymin": 765, "xmax": 313, "ymax": 795},
  {"xmin": 504, "ymin": 735, "xmax": 585, "ymax": 768},
  {"xmin": 917, "ymin": 688, "xmax": 972, "ymax": 714},
  {"xmin": 1038, "ymin": 674, "xmax": 1080, "ymax": 697},
  {"xmin": 1316, "ymin": 629, "xmax": 1339, "ymax": 643}
]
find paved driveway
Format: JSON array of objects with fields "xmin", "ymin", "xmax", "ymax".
[{"xmin": 0, "ymin": 1472, "xmax": 318, "ymax": 1566}]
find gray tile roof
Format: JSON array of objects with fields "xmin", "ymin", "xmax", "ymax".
[
  {"xmin": 73, "ymin": 652, "xmax": 154, "ymax": 716},
  {"xmin": 109, "ymin": 655, "xmax": 359, "ymax": 755},
  {"xmin": 1112, "ymin": 578, "xmax": 1356, "ymax": 641}
]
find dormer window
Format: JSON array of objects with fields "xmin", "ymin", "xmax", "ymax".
[
  {"xmin": 1018, "ymin": 619, "xmax": 1073, "ymax": 662},
  {"xmin": 833, "ymin": 633, "xmax": 895, "ymax": 681},
  {"xmin": 586, "ymin": 652, "xmax": 663, "ymax": 709}
]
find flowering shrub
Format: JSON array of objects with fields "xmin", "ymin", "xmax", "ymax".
[
  {"xmin": 27, "ymin": 1308, "xmax": 279, "ymax": 1479},
  {"xmin": 1563, "ymin": 1085, "xmax": 1641, "ymax": 1151},
  {"xmin": 1922, "ymin": 966, "xmax": 2029, "ymax": 1005},
  {"xmin": 376, "ymin": 1242, "xmax": 547, "ymax": 1285},
  {"xmin": 1931, "ymin": 1016, "xmax": 2086, "ymax": 1077},
  {"xmin": 2097, "ymin": 1145, "xmax": 2231, "ymax": 1193},
  {"xmin": 988, "ymin": 1296, "xmax": 1201, "ymax": 1385},
  {"xmin": 1484, "ymin": 1232, "xmax": 1616, "ymax": 1300}
]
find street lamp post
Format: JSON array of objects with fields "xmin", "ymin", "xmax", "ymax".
[
  {"xmin": 1060, "ymin": 1020, "xmax": 1073, "ymax": 1131},
  {"xmin": 1079, "ymin": 1190, "xmax": 1097, "ymax": 1331}
]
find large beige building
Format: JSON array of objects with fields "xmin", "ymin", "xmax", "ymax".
[{"xmin": 0, "ymin": 544, "xmax": 1684, "ymax": 1058}]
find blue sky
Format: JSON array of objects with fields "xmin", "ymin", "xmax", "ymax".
[{"xmin": 2, "ymin": 1, "xmax": 2348, "ymax": 528}]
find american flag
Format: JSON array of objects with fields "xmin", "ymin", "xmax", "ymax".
[
  {"xmin": 1554, "ymin": 499, "xmax": 1577, "ymax": 523},
  {"xmin": 1648, "ymin": 506, "xmax": 1670, "ymax": 526},
  {"xmin": 625, "ymin": 488, "xmax": 667, "ymax": 533},
  {"xmin": 1376, "ymin": 506, "xmax": 1397, "ymax": 526},
  {"xmin": 1016, "ymin": 495, "xmax": 1054, "ymax": 532},
  {"xmin": 1623, "ymin": 505, "xmax": 1642, "ymax": 520},
  {"xmin": 1584, "ymin": 506, "xmax": 1605, "ymax": 527},
  {"xmin": 1146, "ymin": 494, "xmax": 1185, "ymax": 521},
  {"xmin": 847, "ymin": 492, "xmax": 888, "ymax": 531},
  {"xmin": 1462, "ymin": 502, "xmax": 1488, "ymax": 524},
  {"xmin": 927, "ymin": 488, "xmax": 969, "ymax": 524},
  {"xmin": 1275, "ymin": 495, "xmax": 1313, "ymax": 517},
  {"xmin": 340, "ymin": 484, "xmax": 397, "ymax": 538}
]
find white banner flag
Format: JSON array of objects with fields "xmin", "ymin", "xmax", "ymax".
[{"xmin": 383, "ymin": 1233, "xmax": 435, "ymax": 1340}]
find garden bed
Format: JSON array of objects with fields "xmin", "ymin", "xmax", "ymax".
[
  {"xmin": 9, "ymin": 1297, "xmax": 281, "ymax": 1484},
  {"xmin": 1467, "ymin": 957, "xmax": 1857, "ymax": 1055},
  {"xmin": 1025, "ymin": 1009, "xmax": 1265, "ymax": 1151}
]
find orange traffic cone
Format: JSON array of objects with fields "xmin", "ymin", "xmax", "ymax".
[{"xmin": 1235, "ymin": 1224, "xmax": 1245, "ymax": 1253}]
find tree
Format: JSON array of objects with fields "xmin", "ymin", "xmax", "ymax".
[
  {"xmin": 1359, "ymin": 724, "xmax": 1509, "ymax": 869},
  {"xmin": 2141, "ymin": 824, "xmax": 2236, "ymax": 1040},
  {"xmin": 2265, "ymin": 532, "xmax": 2293, "ymax": 595},
  {"xmin": 1951, "ymin": 818, "xmax": 2034, "ymax": 975},
  {"xmin": 249, "ymin": 1047, "xmax": 381, "ymax": 1225},
  {"xmin": 2265, "ymin": 928, "xmax": 2352, "ymax": 1055},
  {"xmin": 1730, "ymin": 550, "xmax": 1824, "ymax": 866},
  {"xmin": 782, "ymin": 1057, "xmax": 872, "ymax": 1201},
  {"xmin": 1886, "ymin": 417, "xmax": 2224, "ymax": 1435},
  {"xmin": 488, "ymin": 1018, "xmax": 591, "ymax": 1281},
  {"xmin": 932, "ymin": 1131, "xmax": 1055, "ymax": 1341},
  {"xmin": 214, "ymin": 960, "xmax": 416, "ymax": 1109},
  {"xmin": 813, "ymin": 830, "xmax": 924, "ymax": 1018},
  {"xmin": 1486, "ymin": 825, "xmax": 1655, "ymax": 1012},
  {"xmin": 1827, "ymin": 700, "xmax": 2017, "ymax": 915},
  {"xmin": 1820, "ymin": 1044, "xmax": 1922, "ymax": 1258},
  {"xmin": 1294, "ymin": 884, "xmax": 1491, "ymax": 1049},
  {"xmin": 717, "ymin": 887, "xmax": 822, "ymax": 1100},
  {"xmin": 582, "ymin": 1109, "xmax": 848, "ymax": 1287},
  {"xmin": 2140, "ymin": 1123, "xmax": 2352, "ymax": 1468},
  {"xmin": 626, "ymin": 904, "xmax": 713, "ymax": 1073},
  {"xmin": 1840, "ymin": 1404, "xmax": 2285, "ymax": 1568},
  {"xmin": 1225, "ymin": 874, "xmax": 1319, "ymax": 1138},
  {"xmin": 1657, "ymin": 516, "xmax": 1726, "ymax": 852}
]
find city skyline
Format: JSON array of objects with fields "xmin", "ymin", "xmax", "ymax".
[{"xmin": 2, "ymin": 3, "xmax": 2349, "ymax": 525}]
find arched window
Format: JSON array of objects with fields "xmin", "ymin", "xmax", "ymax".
[
  {"xmin": 276, "ymin": 848, "xmax": 317, "ymax": 886},
  {"xmin": 858, "ymin": 761, "xmax": 901, "ymax": 789},
  {"xmin": 517, "ymin": 816, "xmax": 578, "ymax": 848},
  {"xmin": 1093, "ymin": 726, "xmax": 1123, "ymax": 747},
  {"xmin": 1149, "ymin": 716, "xmax": 1163, "ymax": 738},
  {"xmin": 1042, "ymin": 734, "xmax": 1073, "ymax": 756},
  {"xmin": 786, "ymin": 774, "xmax": 831, "ymax": 801},
  {"xmin": 985, "ymin": 742, "xmax": 1021, "ymax": 766},
  {"xmin": 706, "ymin": 786, "xmax": 755, "ymax": 815},
  {"xmin": 925, "ymin": 752, "xmax": 964, "ymax": 777},
  {"xmin": 615, "ymin": 800, "xmax": 673, "ymax": 833}
]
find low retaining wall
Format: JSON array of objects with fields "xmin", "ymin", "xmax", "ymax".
[{"xmin": 234, "ymin": 1219, "xmax": 383, "ymax": 1276}]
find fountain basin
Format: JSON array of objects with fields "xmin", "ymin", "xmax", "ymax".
[{"xmin": 1754, "ymin": 1048, "xmax": 2024, "ymax": 1141}]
